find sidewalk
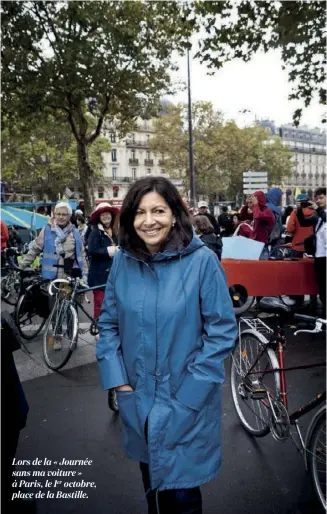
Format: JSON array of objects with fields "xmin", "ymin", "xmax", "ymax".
[
  {"xmin": 14, "ymin": 323, "xmax": 97, "ymax": 382},
  {"xmin": 13, "ymin": 329, "xmax": 325, "ymax": 514}
]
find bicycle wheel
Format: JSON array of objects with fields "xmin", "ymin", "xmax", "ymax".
[
  {"xmin": 231, "ymin": 331, "xmax": 280, "ymax": 437},
  {"xmin": 229, "ymin": 285, "xmax": 255, "ymax": 315},
  {"xmin": 43, "ymin": 298, "xmax": 78, "ymax": 370},
  {"xmin": 16, "ymin": 291, "xmax": 47, "ymax": 340},
  {"xmin": 307, "ymin": 407, "xmax": 326, "ymax": 510},
  {"xmin": 1, "ymin": 270, "xmax": 20, "ymax": 305}
]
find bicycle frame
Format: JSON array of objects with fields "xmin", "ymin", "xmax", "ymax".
[{"xmin": 238, "ymin": 317, "xmax": 326, "ymax": 435}]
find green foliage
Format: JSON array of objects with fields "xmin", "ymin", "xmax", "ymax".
[
  {"xmin": 151, "ymin": 102, "xmax": 292, "ymax": 199},
  {"xmin": 1, "ymin": 1, "xmax": 195, "ymax": 212},
  {"xmin": 1, "ymin": 113, "xmax": 110, "ymax": 198},
  {"xmin": 193, "ymin": 0, "xmax": 326, "ymax": 124}
]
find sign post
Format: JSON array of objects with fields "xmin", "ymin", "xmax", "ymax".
[{"xmin": 243, "ymin": 171, "xmax": 268, "ymax": 195}]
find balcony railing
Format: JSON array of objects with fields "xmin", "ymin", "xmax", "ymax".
[
  {"xmin": 144, "ymin": 159, "xmax": 153, "ymax": 166},
  {"xmin": 129, "ymin": 159, "xmax": 139, "ymax": 165},
  {"xmin": 103, "ymin": 176, "xmax": 133, "ymax": 183},
  {"xmin": 126, "ymin": 139, "xmax": 150, "ymax": 148}
]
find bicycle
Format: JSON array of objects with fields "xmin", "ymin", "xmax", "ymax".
[
  {"xmin": 44, "ymin": 274, "xmax": 119, "ymax": 412},
  {"xmin": 1, "ymin": 247, "xmax": 23, "ymax": 305},
  {"xmin": 0, "ymin": 254, "xmax": 48, "ymax": 340},
  {"xmin": 230, "ymin": 297, "xmax": 326, "ymax": 510}
]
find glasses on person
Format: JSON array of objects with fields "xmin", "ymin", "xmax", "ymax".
[{"xmin": 55, "ymin": 212, "xmax": 69, "ymax": 217}]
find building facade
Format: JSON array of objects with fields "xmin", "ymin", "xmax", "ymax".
[{"xmin": 260, "ymin": 120, "xmax": 326, "ymax": 204}]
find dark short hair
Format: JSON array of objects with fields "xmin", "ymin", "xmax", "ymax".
[
  {"xmin": 76, "ymin": 215, "xmax": 85, "ymax": 224},
  {"xmin": 233, "ymin": 213, "xmax": 240, "ymax": 221},
  {"xmin": 222, "ymin": 206, "xmax": 228, "ymax": 213},
  {"xmin": 192, "ymin": 215, "xmax": 213, "ymax": 234},
  {"xmin": 315, "ymin": 187, "xmax": 326, "ymax": 197},
  {"xmin": 119, "ymin": 176, "xmax": 192, "ymax": 257}
]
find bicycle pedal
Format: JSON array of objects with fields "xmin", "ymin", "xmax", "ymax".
[{"xmin": 250, "ymin": 389, "xmax": 267, "ymax": 400}]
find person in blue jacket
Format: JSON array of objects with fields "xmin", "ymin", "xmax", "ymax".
[
  {"xmin": 88, "ymin": 202, "xmax": 120, "ymax": 320},
  {"xmin": 96, "ymin": 176, "xmax": 237, "ymax": 513}
]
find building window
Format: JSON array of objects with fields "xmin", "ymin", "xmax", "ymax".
[
  {"xmin": 112, "ymin": 149, "xmax": 117, "ymax": 162},
  {"xmin": 112, "ymin": 167, "xmax": 117, "ymax": 180},
  {"xmin": 132, "ymin": 168, "xmax": 136, "ymax": 180},
  {"xmin": 147, "ymin": 135, "xmax": 150, "ymax": 143},
  {"xmin": 110, "ymin": 133, "xmax": 116, "ymax": 143},
  {"xmin": 131, "ymin": 150, "xmax": 136, "ymax": 160},
  {"xmin": 113, "ymin": 189, "xmax": 118, "ymax": 198},
  {"xmin": 132, "ymin": 133, "xmax": 135, "ymax": 143},
  {"xmin": 146, "ymin": 151, "xmax": 150, "ymax": 160},
  {"xmin": 147, "ymin": 169, "xmax": 151, "ymax": 175},
  {"xmin": 98, "ymin": 186, "xmax": 104, "ymax": 199}
]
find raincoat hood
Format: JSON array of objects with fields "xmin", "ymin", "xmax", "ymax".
[
  {"xmin": 266, "ymin": 188, "xmax": 282, "ymax": 214},
  {"xmin": 253, "ymin": 190, "xmax": 267, "ymax": 209}
]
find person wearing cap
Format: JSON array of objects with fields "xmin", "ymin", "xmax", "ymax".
[
  {"xmin": 20, "ymin": 202, "xmax": 87, "ymax": 280},
  {"xmin": 88, "ymin": 203, "xmax": 120, "ymax": 319},
  {"xmin": 195, "ymin": 201, "xmax": 220, "ymax": 235},
  {"xmin": 286, "ymin": 194, "xmax": 314, "ymax": 257}
]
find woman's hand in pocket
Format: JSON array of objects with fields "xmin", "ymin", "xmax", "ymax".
[{"xmin": 115, "ymin": 385, "xmax": 133, "ymax": 392}]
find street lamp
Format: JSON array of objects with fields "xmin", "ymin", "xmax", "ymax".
[{"xmin": 187, "ymin": 47, "xmax": 196, "ymax": 208}]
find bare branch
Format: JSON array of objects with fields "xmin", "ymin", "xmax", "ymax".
[
  {"xmin": 87, "ymin": 94, "xmax": 111, "ymax": 144},
  {"xmin": 66, "ymin": 94, "xmax": 80, "ymax": 142}
]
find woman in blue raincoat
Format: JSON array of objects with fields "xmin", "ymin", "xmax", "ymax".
[{"xmin": 97, "ymin": 177, "xmax": 237, "ymax": 513}]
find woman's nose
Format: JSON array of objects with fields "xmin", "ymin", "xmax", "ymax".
[{"xmin": 144, "ymin": 212, "xmax": 155, "ymax": 225}]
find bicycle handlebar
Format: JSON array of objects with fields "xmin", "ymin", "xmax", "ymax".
[{"xmin": 294, "ymin": 315, "xmax": 326, "ymax": 336}]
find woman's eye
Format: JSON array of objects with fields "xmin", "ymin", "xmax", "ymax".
[{"xmin": 155, "ymin": 210, "xmax": 165, "ymax": 214}]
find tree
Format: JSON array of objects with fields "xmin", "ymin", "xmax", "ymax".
[
  {"xmin": 2, "ymin": 1, "xmax": 195, "ymax": 213},
  {"xmin": 193, "ymin": 1, "xmax": 326, "ymax": 124},
  {"xmin": 2, "ymin": 113, "xmax": 110, "ymax": 199},
  {"xmin": 151, "ymin": 102, "xmax": 292, "ymax": 201}
]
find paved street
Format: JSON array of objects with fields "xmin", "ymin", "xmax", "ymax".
[{"xmin": 12, "ymin": 309, "xmax": 325, "ymax": 514}]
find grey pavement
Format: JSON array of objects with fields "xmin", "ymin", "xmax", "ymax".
[
  {"xmin": 14, "ymin": 323, "xmax": 97, "ymax": 382},
  {"xmin": 13, "ymin": 324, "xmax": 325, "ymax": 514}
]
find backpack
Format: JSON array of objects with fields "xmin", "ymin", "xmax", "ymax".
[{"xmin": 267, "ymin": 212, "xmax": 282, "ymax": 245}]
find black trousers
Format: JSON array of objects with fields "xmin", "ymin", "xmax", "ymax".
[
  {"xmin": 314, "ymin": 257, "xmax": 326, "ymax": 316},
  {"xmin": 140, "ymin": 463, "xmax": 202, "ymax": 514}
]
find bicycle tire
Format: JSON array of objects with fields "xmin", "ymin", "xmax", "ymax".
[
  {"xmin": 15, "ymin": 292, "xmax": 47, "ymax": 340},
  {"xmin": 307, "ymin": 407, "xmax": 326, "ymax": 510},
  {"xmin": 43, "ymin": 299, "xmax": 78, "ymax": 371},
  {"xmin": 108, "ymin": 389, "xmax": 119, "ymax": 412},
  {"xmin": 1, "ymin": 271, "xmax": 20, "ymax": 305},
  {"xmin": 231, "ymin": 330, "xmax": 281, "ymax": 437},
  {"xmin": 229, "ymin": 285, "xmax": 255, "ymax": 315}
]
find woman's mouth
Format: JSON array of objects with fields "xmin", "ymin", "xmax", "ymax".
[{"xmin": 143, "ymin": 229, "xmax": 160, "ymax": 237}]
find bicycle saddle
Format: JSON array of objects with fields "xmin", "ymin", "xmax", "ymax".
[{"xmin": 259, "ymin": 297, "xmax": 291, "ymax": 314}]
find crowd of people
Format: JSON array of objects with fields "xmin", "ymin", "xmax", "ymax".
[{"xmin": 1, "ymin": 177, "xmax": 326, "ymax": 514}]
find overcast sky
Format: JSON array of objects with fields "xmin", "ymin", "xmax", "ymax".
[{"xmin": 171, "ymin": 48, "xmax": 325, "ymax": 130}]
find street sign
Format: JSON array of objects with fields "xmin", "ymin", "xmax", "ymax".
[
  {"xmin": 243, "ymin": 171, "xmax": 268, "ymax": 195},
  {"xmin": 244, "ymin": 188, "xmax": 268, "ymax": 194},
  {"xmin": 243, "ymin": 171, "xmax": 267, "ymax": 178}
]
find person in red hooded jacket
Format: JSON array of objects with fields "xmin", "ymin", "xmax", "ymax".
[{"xmin": 247, "ymin": 191, "xmax": 275, "ymax": 245}]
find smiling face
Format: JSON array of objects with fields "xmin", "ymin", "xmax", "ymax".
[
  {"xmin": 133, "ymin": 191, "xmax": 175, "ymax": 254},
  {"xmin": 100, "ymin": 211, "xmax": 112, "ymax": 227}
]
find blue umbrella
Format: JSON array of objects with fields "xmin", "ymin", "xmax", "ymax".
[{"xmin": 0, "ymin": 206, "xmax": 48, "ymax": 230}]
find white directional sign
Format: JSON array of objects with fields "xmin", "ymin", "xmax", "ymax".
[{"xmin": 243, "ymin": 171, "xmax": 268, "ymax": 194}]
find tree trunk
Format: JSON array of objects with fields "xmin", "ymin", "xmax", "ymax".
[{"xmin": 77, "ymin": 141, "xmax": 95, "ymax": 216}]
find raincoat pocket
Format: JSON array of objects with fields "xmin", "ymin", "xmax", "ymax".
[
  {"xmin": 165, "ymin": 397, "xmax": 208, "ymax": 451},
  {"xmin": 116, "ymin": 391, "xmax": 143, "ymax": 450}
]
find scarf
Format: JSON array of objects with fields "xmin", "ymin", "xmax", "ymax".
[{"xmin": 54, "ymin": 221, "xmax": 74, "ymax": 256}]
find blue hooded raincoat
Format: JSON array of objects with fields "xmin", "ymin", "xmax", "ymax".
[{"xmin": 97, "ymin": 233, "xmax": 237, "ymax": 491}]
